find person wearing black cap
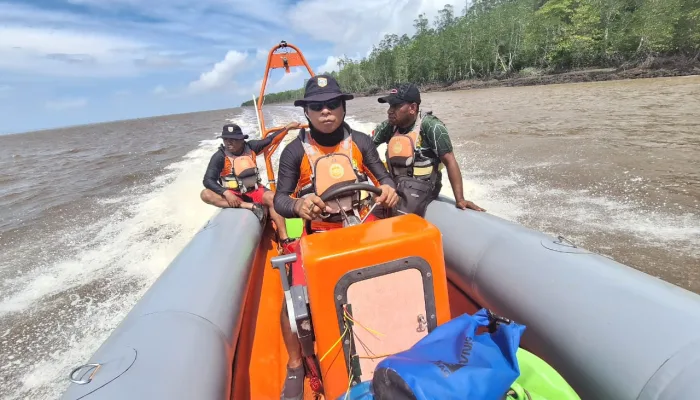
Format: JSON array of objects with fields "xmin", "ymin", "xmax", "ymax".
[
  {"xmin": 272, "ymin": 74, "xmax": 398, "ymax": 400},
  {"xmin": 201, "ymin": 122, "xmax": 300, "ymax": 247},
  {"xmin": 372, "ymin": 83, "xmax": 485, "ymax": 214}
]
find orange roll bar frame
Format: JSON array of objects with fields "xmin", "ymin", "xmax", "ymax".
[{"xmin": 255, "ymin": 40, "xmax": 315, "ymax": 191}]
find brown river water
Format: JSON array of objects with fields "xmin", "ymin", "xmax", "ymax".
[{"xmin": 0, "ymin": 76, "xmax": 698, "ymax": 399}]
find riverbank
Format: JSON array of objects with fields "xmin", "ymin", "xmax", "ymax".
[{"xmin": 353, "ymin": 55, "xmax": 700, "ymax": 98}]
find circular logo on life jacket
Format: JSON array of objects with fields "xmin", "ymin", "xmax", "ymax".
[
  {"xmin": 391, "ymin": 141, "xmax": 403, "ymax": 154},
  {"xmin": 329, "ymin": 163, "xmax": 345, "ymax": 179}
]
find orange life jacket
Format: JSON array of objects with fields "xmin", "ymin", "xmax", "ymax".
[
  {"xmin": 295, "ymin": 129, "xmax": 377, "ymax": 230},
  {"xmin": 220, "ymin": 146, "xmax": 260, "ymax": 193},
  {"xmin": 385, "ymin": 116, "xmax": 438, "ymax": 181}
]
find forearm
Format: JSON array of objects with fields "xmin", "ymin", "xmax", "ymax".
[
  {"xmin": 203, "ymin": 153, "xmax": 226, "ymax": 195},
  {"xmin": 273, "ymin": 142, "xmax": 303, "ymax": 218},
  {"xmin": 261, "ymin": 127, "xmax": 285, "ymax": 147},
  {"xmin": 204, "ymin": 176, "xmax": 226, "ymax": 195},
  {"xmin": 249, "ymin": 128, "xmax": 284, "ymax": 153},
  {"xmin": 372, "ymin": 135, "xmax": 382, "ymax": 148},
  {"xmin": 273, "ymin": 193, "xmax": 298, "ymax": 218},
  {"xmin": 443, "ymin": 156, "xmax": 465, "ymax": 202}
]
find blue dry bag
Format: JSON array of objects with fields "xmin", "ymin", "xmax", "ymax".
[{"xmin": 370, "ymin": 308, "xmax": 526, "ymax": 400}]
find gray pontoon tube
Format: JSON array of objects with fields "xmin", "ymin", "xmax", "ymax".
[
  {"xmin": 425, "ymin": 197, "xmax": 700, "ymax": 400},
  {"xmin": 60, "ymin": 209, "xmax": 262, "ymax": 400}
]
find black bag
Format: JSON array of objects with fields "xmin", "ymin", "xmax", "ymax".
[{"xmin": 393, "ymin": 175, "xmax": 436, "ymax": 217}]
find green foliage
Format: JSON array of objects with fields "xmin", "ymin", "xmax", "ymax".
[
  {"xmin": 240, "ymin": 88, "xmax": 304, "ymax": 107},
  {"xmin": 241, "ymin": 0, "xmax": 699, "ymax": 106}
]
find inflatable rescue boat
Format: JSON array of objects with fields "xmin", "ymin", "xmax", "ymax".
[{"xmin": 60, "ymin": 42, "xmax": 700, "ymax": 400}]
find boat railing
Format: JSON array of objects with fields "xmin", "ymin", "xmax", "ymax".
[{"xmin": 255, "ymin": 40, "xmax": 315, "ymax": 191}]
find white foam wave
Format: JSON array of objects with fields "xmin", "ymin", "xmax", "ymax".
[
  {"xmin": 1, "ymin": 112, "xmax": 257, "ymax": 400},
  {"xmin": 348, "ymin": 112, "xmax": 699, "ymax": 256}
]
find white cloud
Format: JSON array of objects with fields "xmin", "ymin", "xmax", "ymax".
[
  {"xmin": 45, "ymin": 98, "xmax": 88, "ymax": 110},
  {"xmin": 317, "ymin": 56, "xmax": 341, "ymax": 74},
  {"xmin": 288, "ymin": 0, "xmax": 464, "ymax": 56},
  {"xmin": 273, "ymin": 68, "xmax": 306, "ymax": 91},
  {"xmin": 0, "ymin": 25, "xmax": 146, "ymax": 77},
  {"xmin": 0, "ymin": 2, "xmax": 279, "ymax": 79},
  {"xmin": 0, "ymin": 26, "xmax": 143, "ymax": 59},
  {"xmin": 188, "ymin": 50, "xmax": 248, "ymax": 92}
]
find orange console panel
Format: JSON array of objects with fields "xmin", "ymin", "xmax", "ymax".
[{"xmin": 298, "ymin": 213, "xmax": 452, "ymax": 399}]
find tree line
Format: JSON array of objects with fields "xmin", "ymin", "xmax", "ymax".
[
  {"xmin": 240, "ymin": 88, "xmax": 303, "ymax": 107},
  {"xmin": 242, "ymin": 0, "xmax": 699, "ymax": 106}
]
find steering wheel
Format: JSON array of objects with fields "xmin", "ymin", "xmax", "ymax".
[
  {"xmin": 320, "ymin": 182, "xmax": 382, "ymax": 203},
  {"xmin": 303, "ymin": 183, "xmax": 384, "ymax": 234}
]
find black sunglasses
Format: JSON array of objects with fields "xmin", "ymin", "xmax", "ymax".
[{"xmin": 306, "ymin": 98, "xmax": 342, "ymax": 112}]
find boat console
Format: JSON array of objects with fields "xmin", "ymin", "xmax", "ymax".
[{"xmin": 270, "ymin": 182, "xmax": 452, "ymax": 399}]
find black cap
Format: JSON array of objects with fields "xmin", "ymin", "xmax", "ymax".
[
  {"xmin": 293, "ymin": 74, "xmax": 354, "ymax": 107},
  {"xmin": 377, "ymin": 83, "xmax": 421, "ymax": 105},
  {"xmin": 218, "ymin": 123, "xmax": 248, "ymax": 139}
]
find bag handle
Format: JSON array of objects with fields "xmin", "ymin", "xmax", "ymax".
[{"xmin": 472, "ymin": 309, "xmax": 514, "ymax": 334}]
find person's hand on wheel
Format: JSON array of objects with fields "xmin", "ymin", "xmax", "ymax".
[
  {"xmin": 375, "ymin": 184, "xmax": 399, "ymax": 209},
  {"xmin": 294, "ymin": 195, "xmax": 327, "ymax": 221}
]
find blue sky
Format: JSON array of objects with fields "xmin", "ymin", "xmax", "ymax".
[{"xmin": 0, "ymin": 0, "xmax": 464, "ymax": 134}]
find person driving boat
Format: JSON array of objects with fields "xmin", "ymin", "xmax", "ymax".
[{"xmin": 272, "ymin": 74, "xmax": 398, "ymax": 400}]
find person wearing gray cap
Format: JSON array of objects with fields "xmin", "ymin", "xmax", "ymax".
[{"xmin": 372, "ymin": 83, "xmax": 485, "ymax": 215}]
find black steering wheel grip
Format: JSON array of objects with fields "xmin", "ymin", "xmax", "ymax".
[
  {"xmin": 302, "ymin": 183, "xmax": 384, "ymax": 235},
  {"xmin": 319, "ymin": 182, "xmax": 383, "ymax": 202}
]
